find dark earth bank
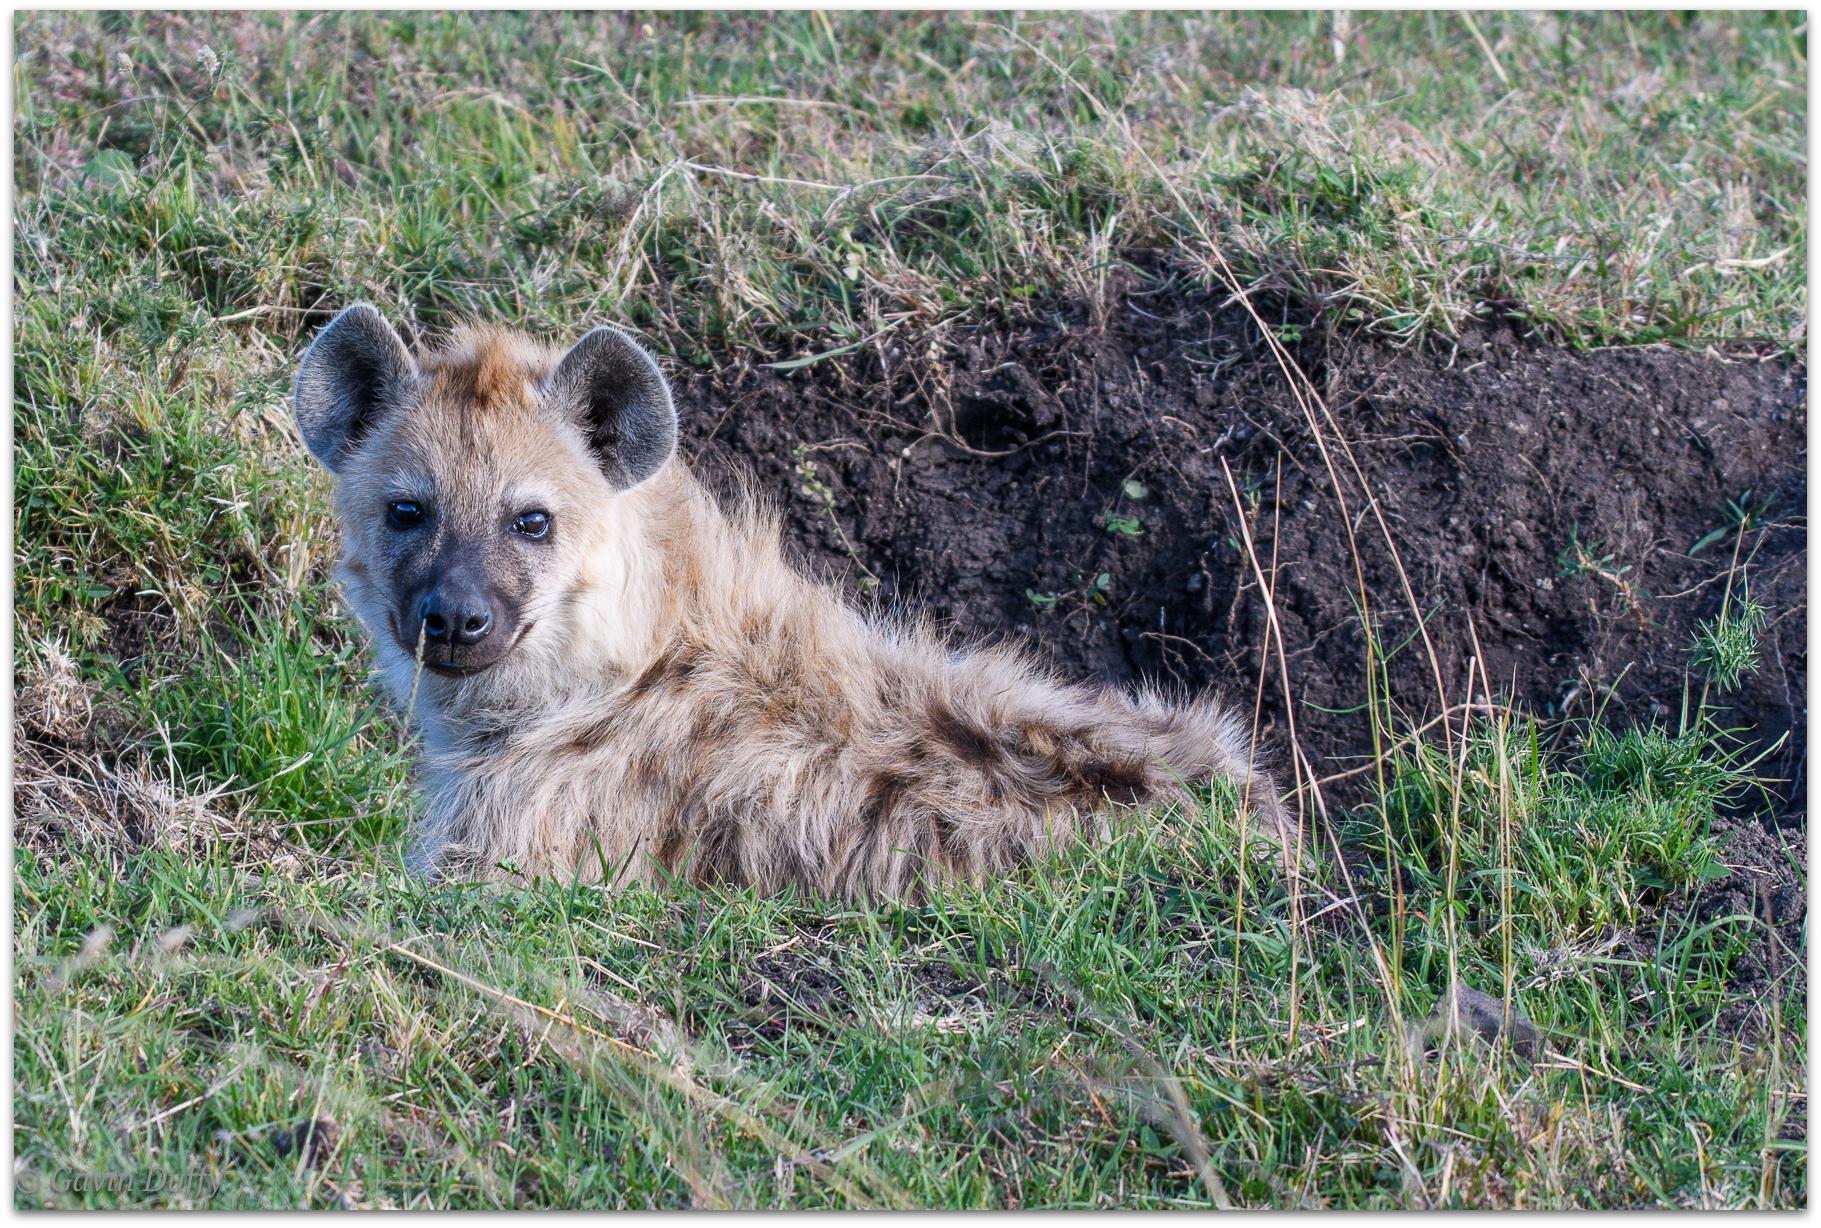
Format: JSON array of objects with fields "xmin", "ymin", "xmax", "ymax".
[
  {"xmin": 668, "ymin": 282, "xmax": 1805, "ymax": 1005},
  {"xmin": 671, "ymin": 286, "xmax": 1805, "ymax": 818}
]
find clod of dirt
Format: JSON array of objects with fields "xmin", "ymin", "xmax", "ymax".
[
  {"xmin": 1689, "ymin": 812, "xmax": 1807, "ymax": 1027},
  {"xmin": 738, "ymin": 951, "xmax": 848, "ymax": 1012},
  {"xmin": 273, "ymin": 1117, "xmax": 340, "ymax": 1168},
  {"xmin": 1409, "ymin": 982, "xmax": 1542, "ymax": 1061}
]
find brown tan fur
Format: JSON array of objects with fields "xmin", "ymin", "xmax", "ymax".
[{"xmin": 293, "ymin": 306, "xmax": 1292, "ymax": 901}]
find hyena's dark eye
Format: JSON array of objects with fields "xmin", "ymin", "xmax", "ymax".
[
  {"xmin": 513, "ymin": 511, "xmax": 551, "ymax": 539},
  {"xmin": 387, "ymin": 501, "xmax": 426, "ymax": 530}
]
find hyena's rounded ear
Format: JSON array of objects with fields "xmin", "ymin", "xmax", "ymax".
[
  {"xmin": 292, "ymin": 303, "xmax": 418, "ymax": 473},
  {"xmin": 547, "ymin": 326, "xmax": 678, "ymax": 491}
]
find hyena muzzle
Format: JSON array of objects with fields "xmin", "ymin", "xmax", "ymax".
[{"xmin": 292, "ymin": 304, "xmax": 1296, "ymax": 900}]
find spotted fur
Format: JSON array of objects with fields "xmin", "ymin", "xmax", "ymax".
[{"xmin": 293, "ymin": 305, "xmax": 1293, "ymax": 900}]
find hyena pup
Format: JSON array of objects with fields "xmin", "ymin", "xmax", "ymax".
[{"xmin": 292, "ymin": 304, "xmax": 1293, "ymax": 900}]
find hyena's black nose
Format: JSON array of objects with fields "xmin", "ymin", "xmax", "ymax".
[{"xmin": 420, "ymin": 591, "xmax": 494, "ymax": 646}]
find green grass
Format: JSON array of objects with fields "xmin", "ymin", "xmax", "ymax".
[
  {"xmin": 133, "ymin": 599, "xmax": 414, "ymax": 853},
  {"xmin": 13, "ymin": 10, "xmax": 1806, "ymax": 1210},
  {"xmin": 15, "ymin": 745, "xmax": 1802, "ymax": 1209},
  {"xmin": 14, "ymin": 11, "xmax": 1806, "ymax": 358}
]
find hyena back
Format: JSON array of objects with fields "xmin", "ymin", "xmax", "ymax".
[{"xmin": 292, "ymin": 305, "xmax": 1292, "ymax": 899}]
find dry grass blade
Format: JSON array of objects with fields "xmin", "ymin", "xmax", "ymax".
[{"xmin": 1217, "ymin": 457, "xmax": 1310, "ymax": 1046}]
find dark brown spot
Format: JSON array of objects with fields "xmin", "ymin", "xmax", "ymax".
[
  {"xmin": 862, "ymin": 772, "xmax": 909, "ymax": 835},
  {"xmin": 626, "ymin": 748, "xmax": 666, "ymax": 796},
  {"xmin": 928, "ymin": 700, "xmax": 1000, "ymax": 768},
  {"xmin": 626, "ymin": 646, "xmax": 698, "ymax": 702},
  {"xmin": 760, "ymin": 688, "xmax": 798, "ymax": 728},
  {"xmin": 771, "ymin": 839, "xmax": 812, "ymax": 894},
  {"xmin": 833, "ymin": 773, "xmax": 911, "ymax": 896},
  {"xmin": 692, "ymin": 810, "xmax": 744, "ymax": 885},
  {"xmin": 1078, "ymin": 759, "xmax": 1149, "ymax": 805},
  {"xmin": 740, "ymin": 608, "xmax": 773, "ymax": 646},
  {"xmin": 931, "ymin": 811, "xmax": 966, "ymax": 858},
  {"xmin": 683, "ymin": 712, "xmax": 741, "ymax": 764},
  {"xmin": 564, "ymin": 716, "xmax": 617, "ymax": 754}
]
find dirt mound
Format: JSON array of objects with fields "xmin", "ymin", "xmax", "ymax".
[{"xmin": 670, "ymin": 287, "xmax": 1806, "ymax": 827}]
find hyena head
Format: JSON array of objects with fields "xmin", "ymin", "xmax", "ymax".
[{"xmin": 292, "ymin": 304, "xmax": 677, "ymax": 697}]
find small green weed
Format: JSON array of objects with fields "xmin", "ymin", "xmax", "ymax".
[
  {"xmin": 1691, "ymin": 594, "xmax": 1769, "ymax": 694},
  {"xmin": 1556, "ymin": 524, "xmax": 1629, "ymax": 582},
  {"xmin": 1689, "ymin": 489, "xmax": 1779, "ymax": 556}
]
